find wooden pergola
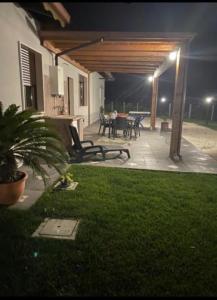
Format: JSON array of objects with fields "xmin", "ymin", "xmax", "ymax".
[{"xmin": 40, "ymin": 30, "xmax": 195, "ymax": 160}]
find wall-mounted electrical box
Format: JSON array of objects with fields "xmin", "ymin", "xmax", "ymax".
[{"xmin": 49, "ymin": 66, "xmax": 64, "ymax": 96}]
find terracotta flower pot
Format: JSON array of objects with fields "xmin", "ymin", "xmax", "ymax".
[{"xmin": 0, "ymin": 172, "xmax": 28, "ymax": 205}]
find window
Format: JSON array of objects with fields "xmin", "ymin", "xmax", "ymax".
[
  {"xmin": 79, "ymin": 75, "xmax": 87, "ymax": 106},
  {"xmin": 19, "ymin": 44, "xmax": 44, "ymax": 111}
]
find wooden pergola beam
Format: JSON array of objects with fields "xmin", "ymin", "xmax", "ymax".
[
  {"xmin": 82, "ymin": 62, "xmax": 161, "ymax": 67},
  {"xmin": 69, "ymin": 56, "xmax": 165, "ymax": 62},
  {"xmin": 87, "ymin": 64, "xmax": 155, "ymax": 69},
  {"xmin": 87, "ymin": 69, "xmax": 156, "ymax": 73},
  {"xmin": 83, "ymin": 63, "xmax": 157, "ymax": 68},
  {"xmin": 43, "ymin": 41, "xmax": 90, "ymax": 73},
  {"xmin": 88, "ymin": 69, "xmax": 155, "ymax": 73},
  {"xmin": 52, "ymin": 43, "xmax": 177, "ymax": 52},
  {"xmin": 40, "ymin": 30, "xmax": 195, "ymax": 42},
  {"xmin": 67, "ymin": 51, "xmax": 169, "ymax": 57},
  {"xmin": 52, "ymin": 40, "xmax": 178, "ymax": 45},
  {"xmin": 89, "ymin": 68, "xmax": 154, "ymax": 74}
]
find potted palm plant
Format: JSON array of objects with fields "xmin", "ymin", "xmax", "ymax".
[{"xmin": 0, "ymin": 103, "xmax": 68, "ymax": 205}]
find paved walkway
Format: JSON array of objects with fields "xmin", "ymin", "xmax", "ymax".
[
  {"xmin": 82, "ymin": 118, "xmax": 217, "ymax": 174},
  {"xmin": 9, "ymin": 165, "xmax": 62, "ymax": 210}
]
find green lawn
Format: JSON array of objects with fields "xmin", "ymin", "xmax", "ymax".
[{"xmin": 1, "ymin": 165, "xmax": 217, "ymax": 296}]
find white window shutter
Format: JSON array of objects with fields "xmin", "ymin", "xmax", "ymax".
[{"xmin": 20, "ymin": 46, "xmax": 32, "ymax": 86}]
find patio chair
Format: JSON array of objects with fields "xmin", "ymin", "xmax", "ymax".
[
  {"xmin": 112, "ymin": 117, "xmax": 129, "ymax": 138},
  {"xmin": 68, "ymin": 125, "xmax": 130, "ymax": 162},
  {"xmin": 128, "ymin": 116, "xmax": 141, "ymax": 138},
  {"xmin": 98, "ymin": 113, "xmax": 110, "ymax": 135}
]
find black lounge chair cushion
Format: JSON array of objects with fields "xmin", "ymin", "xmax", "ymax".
[
  {"xmin": 68, "ymin": 125, "xmax": 130, "ymax": 160},
  {"xmin": 85, "ymin": 145, "xmax": 129, "ymax": 155}
]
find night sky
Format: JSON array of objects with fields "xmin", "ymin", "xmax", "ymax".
[{"xmin": 47, "ymin": 2, "xmax": 217, "ymax": 110}]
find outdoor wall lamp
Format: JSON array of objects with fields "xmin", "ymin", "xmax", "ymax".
[
  {"xmin": 169, "ymin": 51, "xmax": 177, "ymax": 61},
  {"xmin": 148, "ymin": 76, "xmax": 153, "ymax": 82}
]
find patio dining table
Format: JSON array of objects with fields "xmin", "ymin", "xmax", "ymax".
[{"xmin": 105, "ymin": 115, "xmax": 135, "ymax": 138}]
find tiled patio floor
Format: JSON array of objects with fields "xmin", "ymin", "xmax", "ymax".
[{"xmin": 82, "ymin": 118, "xmax": 217, "ymax": 174}]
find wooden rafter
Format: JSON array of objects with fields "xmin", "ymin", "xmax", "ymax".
[
  {"xmin": 43, "ymin": 41, "xmax": 90, "ymax": 73},
  {"xmin": 52, "ymin": 42, "xmax": 177, "ymax": 52},
  {"xmin": 40, "ymin": 30, "xmax": 195, "ymax": 42},
  {"xmin": 88, "ymin": 68, "xmax": 155, "ymax": 73},
  {"xmin": 85, "ymin": 65, "xmax": 156, "ymax": 70},
  {"xmin": 81, "ymin": 62, "xmax": 161, "ymax": 67},
  {"xmin": 87, "ymin": 68, "xmax": 154, "ymax": 74},
  {"xmin": 67, "ymin": 51, "xmax": 169, "ymax": 57},
  {"xmin": 66, "ymin": 56, "xmax": 164, "ymax": 62},
  {"xmin": 41, "ymin": 31, "xmax": 194, "ymax": 75}
]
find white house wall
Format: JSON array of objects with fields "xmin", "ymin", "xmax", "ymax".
[
  {"xmin": 0, "ymin": 3, "xmax": 104, "ymax": 128},
  {"xmin": 89, "ymin": 72, "xmax": 105, "ymax": 124}
]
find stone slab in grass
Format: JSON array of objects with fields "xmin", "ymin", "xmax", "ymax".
[{"xmin": 32, "ymin": 218, "xmax": 80, "ymax": 240}]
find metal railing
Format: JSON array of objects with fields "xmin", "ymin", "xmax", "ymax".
[{"xmin": 105, "ymin": 101, "xmax": 150, "ymax": 114}]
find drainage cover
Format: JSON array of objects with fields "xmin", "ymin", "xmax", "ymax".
[{"xmin": 32, "ymin": 218, "xmax": 80, "ymax": 240}]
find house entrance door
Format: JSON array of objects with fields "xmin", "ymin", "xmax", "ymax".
[{"xmin": 68, "ymin": 77, "xmax": 74, "ymax": 115}]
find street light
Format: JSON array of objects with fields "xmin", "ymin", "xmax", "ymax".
[
  {"xmin": 160, "ymin": 97, "xmax": 170, "ymax": 117},
  {"xmin": 205, "ymin": 97, "xmax": 213, "ymax": 104},
  {"xmin": 161, "ymin": 97, "xmax": 166, "ymax": 103},
  {"xmin": 205, "ymin": 97, "xmax": 214, "ymax": 124}
]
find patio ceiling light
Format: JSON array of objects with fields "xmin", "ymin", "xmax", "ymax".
[
  {"xmin": 206, "ymin": 97, "xmax": 213, "ymax": 103},
  {"xmin": 161, "ymin": 97, "xmax": 166, "ymax": 103},
  {"xmin": 169, "ymin": 51, "xmax": 177, "ymax": 61},
  {"xmin": 148, "ymin": 76, "xmax": 153, "ymax": 83}
]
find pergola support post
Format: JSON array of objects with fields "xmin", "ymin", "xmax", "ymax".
[
  {"xmin": 88, "ymin": 73, "xmax": 91, "ymax": 126},
  {"xmin": 150, "ymin": 76, "xmax": 159, "ymax": 130},
  {"xmin": 169, "ymin": 45, "xmax": 188, "ymax": 160}
]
